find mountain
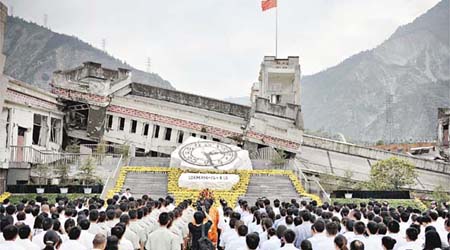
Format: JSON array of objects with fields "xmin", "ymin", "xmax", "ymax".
[
  {"xmin": 3, "ymin": 16, "xmax": 173, "ymax": 90},
  {"xmin": 301, "ymin": 0, "xmax": 450, "ymax": 143},
  {"xmin": 223, "ymin": 96, "xmax": 251, "ymax": 106}
]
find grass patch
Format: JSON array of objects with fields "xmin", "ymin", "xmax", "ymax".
[
  {"xmin": 7, "ymin": 193, "xmax": 99, "ymax": 205},
  {"xmin": 331, "ymin": 198, "xmax": 427, "ymax": 211}
]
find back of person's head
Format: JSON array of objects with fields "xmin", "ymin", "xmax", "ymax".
[
  {"xmin": 43, "ymin": 230, "xmax": 61, "ymax": 250},
  {"xmin": 334, "ymin": 234, "xmax": 348, "ymax": 250},
  {"xmin": 276, "ymin": 225, "xmax": 287, "ymax": 239},
  {"xmin": 423, "ymin": 230, "xmax": 441, "ymax": 250},
  {"xmin": 312, "ymin": 219, "xmax": 325, "ymax": 233},
  {"xmin": 79, "ymin": 218, "xmax": 90, "ymax": 230},
  {"xmin": 68, "ymin": 226, "xmax": 81, "ymax": 240},
  {"xmin": 345, "ymin": 219, "xmax": 355, "ymax": 232},
  {"xmin": 106, "ymin": 235, "xmax": 119, "ymax": 250},
  {"xmin": 2, "ymin": 224, "xmax": 18, "ymax": 240},
  {"xmin": 350, "ymin": 239, "xmax": 364, "ymax": 250},
  {"xmin": 193, "ymin": 211, "xmax": 205, "ymax": 225},
  {"xmin": 111, "ymin": 225, "xmax": 125, "ymax": 240},
  {"xmin": 387, "ymin": 220, "xmax": 399, "ymax": 233},
  {"xmin": 245, "ymin": 232, "xmax": 259, "ymax": 250},
  {"xmin": 283, "ymin": 229, "xmax": 296, "ymax": 244},
  {"xmin": 405, "ymin": 227, "xmax": 418, "ymax": 241},
  {"xmin": 119, "ymin": 214, "xmax": 130, "ymax": 225},
  {"xmin": 42, "ymin": 217, "xmax": 53, "ymax": 231},
  {"xmin": 400, "ymin": 212, "xmax": 409, "ymax": 222},
  {"xmin": 89, "ymin": 209, "xmax": 99, "ymax": 222},
  {"xmin": 237, "ymin": 224, "xmax": 248, "ymax": 237},
  {"xmin": 301, "ymin": 239, "xmax": 313, "ymax": 250},
  {"xmin": 326, "ymin": 221, "xmax": 339, "ymax": 236},
  {"xmin": 159, "ymin": 212, "xmax": 171, "ymax": 226},
  {"xmin": 381, "ymin": 236, "xmax": 396, "ymax": 250},
  {"xmin": 354, "ymin": 221, "xmax": 366, "ymax": 235},
  {"xmin": 93, "ymin": 233, "xmax": 107, "ymax": 249},
  {"xmin": 18, "ymin": 224, "xmax": 31, "ymax": 239},
  {"xmin": 367, "ymin": 221, "xmax": 378, "ymax": 235}
]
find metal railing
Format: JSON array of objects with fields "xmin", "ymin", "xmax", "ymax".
[
  {"xmin": 285, "ymin": 159, "xmax": 331, "ymax": 203},
  {"xmin": 8, "ymin": 146, "xmax": 122, "ymax": 166}
]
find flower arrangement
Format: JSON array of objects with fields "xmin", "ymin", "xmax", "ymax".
[
  {"xmin": 106, "ymin": 166, "xmax": 321, "ymax": 206},
  {"xmin": 0, "ymin": 192, "xmax": 11, "ymax": 203},
  {"xmin": 199, "ymin": 188, "xmax": 215, "ymax": 200}
]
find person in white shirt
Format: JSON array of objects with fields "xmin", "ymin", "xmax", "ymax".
[
  {"xmin": 350, "ymin": 221, "xmax": 371, "ymax": 249},
  {"xmin": 220, "ymin": 218, "xmax": 242, "ymax": 249},
  {"xmin": 0, "ymin": 225, "xmax": 25, "ymax": 250},
  {"xmin": 387, "ymin": 220, "xmax": 406, "ymax": 250},
  {"xmin": 111, "ymin": 225, "xmax": 133, "ymax": 250},
  {"xmin": 122, "ymin": 188, "xmax": 133, "ymax": 199},
  {"xmin": 397, "ymin": 227, "xmax": 422, "ymax": 250},
  {"xmin": 78, "ymin": 218, "xmax": 95, "ymax": 249},
  {"xmin": 145, "ymin": 212, "xmax": 180, "ymax": 250},
  {"xmin": 260, "ymin": 226, "xmax": 283, "ymax": 250},
  {"xmin": 294, "ymin": 211, "xmax": 312, "ymax": 248},
  {"xmin": 60, "ymin": 226, "xmax": 87, "ymax": 250},
  {"xmin": 237, "ymin": 232, "xmax": 260, "ymax": 250},
  {"xmin": 92, "ymin": 233, "xmax": 107, "ymax": 250},
  {"xmin": 32, "ymin": 217, "xmax": 53, "ymax": 249},
  {"xmin": 16, "ymin": 225, "xmax": 39, "ymax": 250},
  {"xmin": 259, "ymin": 218, "xmax": 273, "ymax": 247},
  {"xmin": 280, "ymin": 229, "xmax": 299, "ymax": 250},
  {"xmin": 227, "ymin": 224, "xmax": 248, "ymax": 250},
  {"xmin": 309, "ymin": 220, "xmax": 329, "ymax": 250}
]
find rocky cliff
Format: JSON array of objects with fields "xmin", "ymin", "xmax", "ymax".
[{"xmin": 301, "ymin": 0, "xmax": 450, "ymax": 143}]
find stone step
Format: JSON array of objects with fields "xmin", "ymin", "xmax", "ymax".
[
  {"xmin": 122, "ymin": 172, "xmax": 168, "ymax": 199},
  {"xmin": 128, "ymin": 157, "xmax": 171, "ymax": 167}
]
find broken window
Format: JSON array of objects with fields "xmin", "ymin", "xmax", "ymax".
[
  {"xmin": 200, "ymin": 135, "xmax": 207, "ymax": 139},
  {"xmin": 50, "ymin": 118, "xmax": 62, "ymax": 144},
  {"xmin": 106, "ymin": 115, "xmax": 113, "ymax": 129},
  {"xmin": 177, "ymin": 131, "xmax": 184, "ymax": 143},
  {"xmin": 212, "ymin": 138, "xmax": 220, "ymax": 142},
  {"xmin": 118, "ymin": 117, "xmax": 125, "ymax": 131},
  {"xmin": 32, "ymin": 114, "xmax": 48, "ymax": 146},
  {"xmin": 153, "ymin": 125, "xmax": 160, "ymax": 138},
  {"xmin": 444, "ymin": 124, "xmax": 449, "ymax": 147},
  {"xmin": 164, "ymin": 128, "xmax": 172, "ymax": 141},
  {"xmin": 270, "ymin": 94, "xmax": 281, "ymax": 104},
  {"xmin": 130, "ymin": 120, "xmax": 137, "ymax": 134},
  {"xmin": 143, "ymin": 123, "xmax": 149, "ymax": 136},
  {"xmin": 191, "ymin": 133, "xmax": 196, "ymax": 137}
]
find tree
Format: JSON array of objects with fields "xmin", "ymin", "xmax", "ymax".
[
  {"xmin": 431, "ymin": 184, "xmax": 450, "ymax": 205},
  {"xmin": 366, "ymin": 157, "xmax": 417, "ymax": 190},
  {"xmin": 55, "ymin": 162, "xmax": 70, "ymax": 186},
  {"xmin": 79, "ymin": 156, "xmax": 97, "ymax": 186}
]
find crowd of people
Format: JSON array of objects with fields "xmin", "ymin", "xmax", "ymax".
[{"xmin": 0, "ymin": 191, "xmax": 449, "ymax": 250}]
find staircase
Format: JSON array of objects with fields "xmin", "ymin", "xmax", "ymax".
[
  {"xmin": 241, "ymin": 175, "xmax": 303, "ymax": 205},
  {"xmin": 121, "ymin": 172, "xmax": 168, "ymax": 199}
]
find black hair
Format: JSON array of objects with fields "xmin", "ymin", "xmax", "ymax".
[
  {"xmin": 68, "ymin": 226, "xmax": 81, "ymax": 240},
  {"xmin": 111, "ymin": 225, "xmax": 125, "ymax": 240},
  {"xmin": 193, "ymin": 211, "xmax": 205, "ymax": 225},
  {"xmin": 387, "ymin": 220, "xmax": 399, "ymax": 233},
  {"xmin": 334, "ymin": 235, "xmax": 349, "ymax": 250},
  {"xmin": 350, "ymin": 239, "xmax": 364, "ymax": 250},
  {"xmin": 301, "ymin": 239, "xmax": 313, "ymax": 250},
  {"xmin": 405, "ymin": 227, "xmax": 418, "ymax": 241},
  {"xmin": 424, "ymin": 230, "xmax": 442, "ymax": 250},
  {"xmin": 283, "ymin": 229, "xmax": 296, "ymax": 244},
  {"xmin": 43, "ymin": 230, "xmax": 61, "ymax": 250},
  {"xmin": 312, "ymin": 219, "xmax": 325, "ymax": 233},
  {"xmin": 367, "ymin": 221, "xmax": 378, "ymax": 235},
  {"xmin": 18, "ymin": 224, "xmax": 31, "ymax": 239},
  {"xmin": 237, "ymin": 224, "xmax": 248, "ymax": 237},
  {"xmin": 2, "ymin": 225, "xmax": 18, "ymax": 240},
  {"xmin": 354, "ymin": 221, "xmax": 366, "ymax": 235},
  {"xmin": 89, "ymin": 209, "xmax": 99, "ymax": 221},
  {"xmin": 381, "ymin": 236, "xmax": 396, "ymax": 250},
  {"xmin": 245, "ymin": 232, "xmax": 259, "ymax": 249}
]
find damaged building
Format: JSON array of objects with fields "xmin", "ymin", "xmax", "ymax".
[{"xmin": 51, "ymin": 57, "xmax": 304, "ymax": 158}]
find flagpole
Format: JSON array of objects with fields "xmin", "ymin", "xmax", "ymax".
[{"xmin": 275, "ymin": 4, "xmax": 278, "ymax": 58}]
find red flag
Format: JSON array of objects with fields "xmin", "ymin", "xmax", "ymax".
[{"xmin": 261, "ymin": 0, "xmax": 277, "ymax": 11}]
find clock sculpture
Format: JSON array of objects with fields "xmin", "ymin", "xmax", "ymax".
[{"xmin": 178, "ymin": 141, "xmax": 238, "ymax": 168}]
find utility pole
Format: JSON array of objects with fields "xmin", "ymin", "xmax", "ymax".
[
  {"xmin": 146, "ymin": 57, "xmax": 151, "ymax": 73},
  {"xmin": 384, "ymin": 94, "xmax": 394, "ymax": 144},
  {"xmin": 101, "ymin": 38, "xmax": 106, "ymax": 52}
]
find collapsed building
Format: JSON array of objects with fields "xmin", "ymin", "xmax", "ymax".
[{"xmin": 51, "ymin": 57, "xmax": 304, "ymax": 158}]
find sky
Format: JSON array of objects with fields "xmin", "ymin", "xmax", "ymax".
[{"xmin": 4, "ymin": 0, "xmax": 441, "ymax": 99}]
